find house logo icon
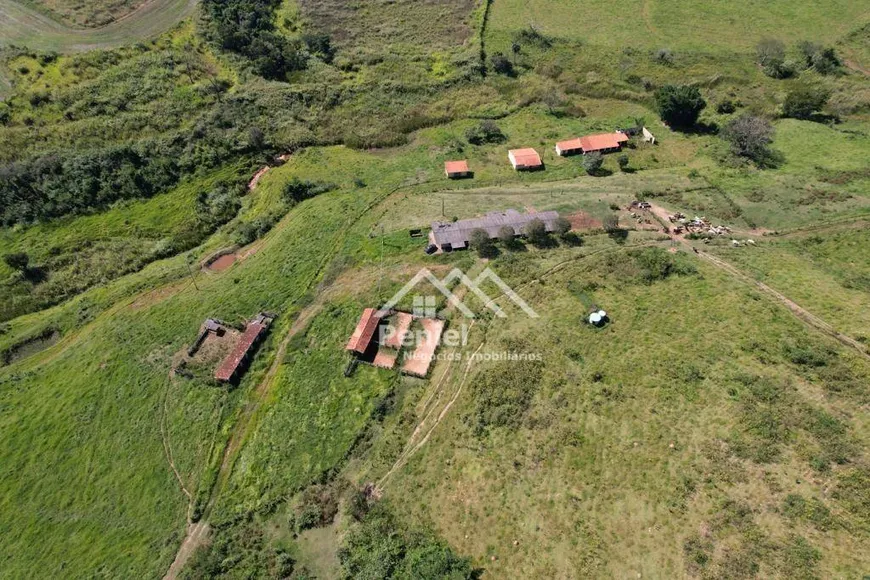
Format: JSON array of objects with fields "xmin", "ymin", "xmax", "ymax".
[{"xmin": 379, "ymin": 268, "xmax": 539, "ymax": 319}]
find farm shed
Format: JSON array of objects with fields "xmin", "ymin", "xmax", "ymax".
[
  {"xmin": 429, "ymin": 209, "xmax": 560, "ymax": 251},
  {"xmin": 444, "ymin": 160, "xmax": 471, "ymax": 179},
  {"xmin": 345, "ymin": 308, "xmax": 382, "ymax": 354},
  {"xmin": 555, "ymin": 138, "xmax": 584, "ymax": 156},
  {"xmin": 580, "ymin": 133, "xmax": 628, "ymax": 154},
  {"xmin": 642, "ymin": 127, "xmax": 656, "ymax": 144},
  {"xmin": 214, "ymin": 314, "xmax": 273, "ymax": 383},
  {"xmin": 508, "ymin": 148, "xmax": 543, "ymax": 170}
]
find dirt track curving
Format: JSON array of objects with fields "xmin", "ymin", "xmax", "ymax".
[{"xmin": 0, "ymin": 0, "xmax": 197, "ymax": 52}]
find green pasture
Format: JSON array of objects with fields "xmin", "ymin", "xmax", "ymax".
[
  {"xmin": 373, "ymin": 249, "xmax": 870, "ymax": 577},
  {"xmin": 486, "ymin": 0, "xmax": 869, "ymax": 53}
]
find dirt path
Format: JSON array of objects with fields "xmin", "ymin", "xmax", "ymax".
[
  {"xmin": 642, "ymin": 0, "xmax": 659, "ymax": 35},
  {"xmin": 698, "ymin": 250, "xmax": 870, "ymax": 362},
  {"xmin": 642, "ymin": 200, "xmax": 870, "ymax": 359},
  {"xmin": 163, "ymin": 521, "xmax": 209, "ymax": 580},
  {"xmin": 162, "ymin": 303, "xmax": 324, "ymax": 580}
]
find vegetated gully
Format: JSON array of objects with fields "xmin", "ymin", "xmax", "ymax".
[{"xmin": 157, "ymin": 182, "xmax": 866, "ymax": 576}]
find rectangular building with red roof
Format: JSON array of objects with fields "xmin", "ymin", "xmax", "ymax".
[
  {"xmin": 555, "ymin": 138, "xmax": 584, "ymax": 156},
  {"xmin": 444, "ymin": 160, "xmax": 471, "ymax": 179},
  {"xmin": 345, "ymin": 308, "xmax": 382, "ymax": 354},
  {"xmin": 508, "ymin": 148, "xmax": 543, "ymax": 170},
  {"xmin": 215, "ymin": 320, "xmax": 268, "ymax": 383},
  {"xmin": 579, "ymin": 133, "xmax": 627, "ymax": 154}
]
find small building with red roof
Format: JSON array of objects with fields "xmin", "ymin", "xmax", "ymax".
[
  {"xmin": 508, "ymin": 148, "xmax": 543, "ymax": 170},
  {"xmin": 444, "ymin": 160, "xmax": 471, "ymax": 179}
]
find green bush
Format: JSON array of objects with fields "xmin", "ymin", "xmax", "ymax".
[
  {"xmin": 782, "ymin": 86, "xmax": 830, "ymax": 120},
  {"xmin": 654, "ymin": 85, "xmax": 706, "ymax": 128},
  {"xmin": 465, "ymin": 120, "xmax": 506, "ymax": 145}
]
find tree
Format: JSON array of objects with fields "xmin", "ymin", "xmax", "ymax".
[
  {"xmin": 247, "ymin": 127, "xmax": 265, "ymax": 151},
  {"xmin": 511, "ymin": 41, "xmax": 521, "ymax": 62},
  {"xmin": 798, "ymin": 41, "xmax": 840, "ymax": 75},
  {"xmin": 524, "ymin": 218, "xmax": 548, "ymax": 246},
  {"xmin": 583, "ymin": 152, "xmax": 603, "ymax": 175},
  {"xmin": 465, "ymin": 121, "xmax": 506, "ymax": 145},
  {"xmin": 603, "ymin": 214, "xmax": 620, "ymax": 233},
  {"xmin": 654, "ymin": 85, "xmax": 706, "ymax": 128},
  {"xmin": 489, "ymin": 52, "xmax": 514, "ymax": 76},
  {"xmin": 722, "ymin": 114, "xmax": 775, "ymax": 164},
  {"xmin": 4, "ymin": 252, "xmax": 29, "ymax": 273},
  {"xmin": 497, "ymin": 225, "xmax": 515, "ymax": 245},
  {"xmin": 756, "ymin": 38, "xmax": 793, "ymax": 78},
  {"xmin": 469, "ymin": 228, "xmax": 496, "ymax": 258},
  {"xmin": 617, "ymin": 154, "xmax": 629, "ymax": 171},
  {"xmin": 783, "ymin": 85, "xmax": 830, "ymax": 120},
  {"xmin": 553, "ymin": 216, "xmax": 572, "ymax": 236},
  {"xmin": 302, "ymin": 32, "xmax": 335, "ymax": 63}
]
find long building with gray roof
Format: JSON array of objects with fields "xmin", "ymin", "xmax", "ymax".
[{"xmin": 429, "ymin": 209, "xmax": 560, "ymax": 251}]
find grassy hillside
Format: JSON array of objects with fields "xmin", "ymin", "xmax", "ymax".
[
  {"xmin": 486, "ymin": 0, "xmax": 869, "ymax": 52},
  {"xmin": 366, "ymin": 248, "xmax": 870, "ymax": 577}
]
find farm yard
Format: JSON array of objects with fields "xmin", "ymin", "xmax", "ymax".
[{"xmin": 0, "ymin": 0, "xmax": 869, "ymax": 578}]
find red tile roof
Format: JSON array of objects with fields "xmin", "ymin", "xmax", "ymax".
[
  {"xmin": 509, "ymin": 148, "xmax": 543, "ymax": 168},
  {"xmin": 555, "ymin": 138, "xmax": 583, "ymax": 152},
  {"xmin": 614, "ymin": 132, "xmax": 630, "ymax": 143},
  {"xmin": 345, "ymin": 308, "xmax": 381, "ymax": 354},
  {"xmin": 215, "ymin": 323, "xmax": 266, "ymax": 382},
  {"xmin": 444, "ymin": 160, "xmax": 470, "ymax": 174},
  {"xmin": 580, "ymin": 133, "xmax": 624, "ymax": 153}
]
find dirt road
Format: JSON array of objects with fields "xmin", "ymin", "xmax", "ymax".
[{"xmin": 0, "ymin": 0, "xmax": 197, "ymax": 52}]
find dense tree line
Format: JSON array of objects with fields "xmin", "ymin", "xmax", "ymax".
[
  {"xmin": 0, "ymin": 135, "xmax": 241, "ymax": 226},
  {"xmin": 201, "ymin": 0, "xmax": 306, "ymax": 80}
]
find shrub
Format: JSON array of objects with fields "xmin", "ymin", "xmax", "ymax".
[
  {"xmin": 716, "ymin": 99, "xmax": 737, "ymax": 114},
  {"xmin": 465, "ymin": 120, "xmax": 506, "ymax": 145},
  {"xmin": 3, "ymin": 252, "xmax": 29, "ymax": 272},
  {"xmin": 489, "ymin": 52, "xmax": 514, "ymax": 76},
  {"xmin": 583, "ymin": 152, "xmax": 603, "ymax": 175},
  {"xmin": 655, "ymin": 48, "xmax": 674, "ymax": 65},
  {"xmin": 722, "ymin": 114, "xmax": 775, "ymax": 165},
  {"xmin": 302, "ymin": 32, "xmax": 335, "ymax": 63},
  {"xmin": 553, "ymin": 216, "xmax": 571, "ymax": 236},
  {"xmin": 617, "ymin": 154, "xmax": 629, "ymax": 170},
  {"xmin": 602, "ymin": 213, "xmax": 619, "ymax": 232},
  {"xmin": 281, "ymin": 177, "xmax": 335, "ymax": 205},
  {"xmin": 782, "ymin": 85, "xmax": 830, "ymax": 120},
  {"xmin": 655, "ymin": 85, "xmax": 706, "ymax": 128},
  {"xmin": 798, "ymin": 42, "xmax": 840, "ymax": 74},
  {"xmin": 201, "ymin": 0, "xmax": 306, "ymax": 80}
]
